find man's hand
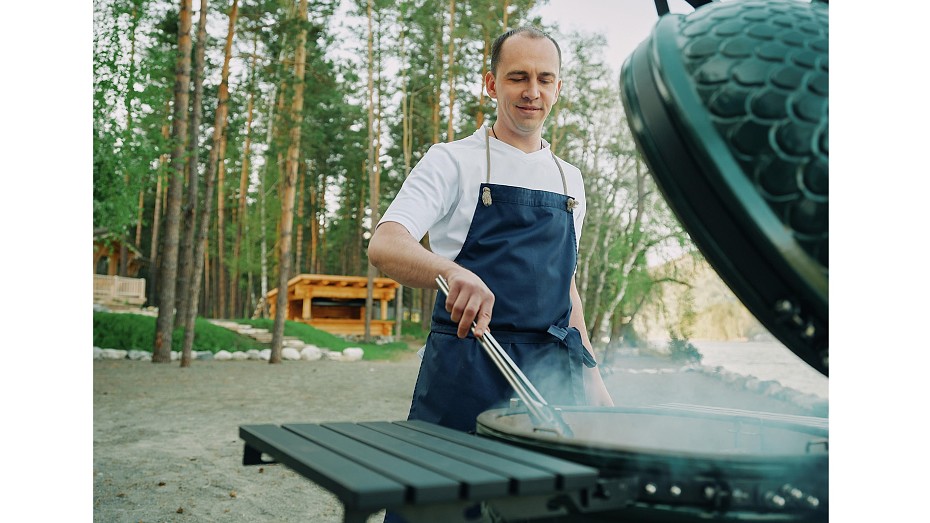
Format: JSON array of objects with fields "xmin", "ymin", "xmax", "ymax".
[{"xmin": 443, "ymin": 268, "xmax": 495, "ymax": 338}]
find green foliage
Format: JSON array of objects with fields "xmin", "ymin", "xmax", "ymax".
[
  {"xmin": 399, "ymin": 320, "xmax": 429, "ymax": 341},
  {"xmin": 93, "ymin": 311, "xmax": 414, "ymax": 360},
  {"xmin": 235, "ymin": 319, "xmax": 414, "ymax": 361},
  {"xmin": 667, "ymin": 334, "xmax": 703, "ymax": 363},
  {"xmin": 93, "ymin": 312, "xmax": 265, "ymax": 352}
]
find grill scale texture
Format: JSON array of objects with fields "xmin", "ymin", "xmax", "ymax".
[{"xmin": 620, "ymin": 0, "xmax": 829, "ymax": 375}]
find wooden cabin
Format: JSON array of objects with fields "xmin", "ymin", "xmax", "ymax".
[
  {"xmin": 267, "ymin": 274, "xmax": 400, "ymax": 337},
  {"xmin": 93, "ymin": 229, "xmax": 147, "ymax": 308},
  {"xmin": 94, "ymin": 229, "xmax": 144, "ymax": 277}
]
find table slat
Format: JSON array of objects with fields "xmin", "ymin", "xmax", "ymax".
[
  {"xmin": 362, "ymin": 421, "xmax": 555, "ymax": 495},
  {"xmin": 399, "ymin": 420, "xmax": 599, "ymax": 491},
  {"xmin": 239, "ymin": 424, "xmax": 404, "ymax": 510},
  {"xmin": 323, "ymin": 422, "xmax": 509, "ymax": 500},
  {"xmin": 284, "ymin": 424, "xmax": 460, "ymax": 504}
]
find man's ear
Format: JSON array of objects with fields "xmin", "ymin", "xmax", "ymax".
[
  {"xmin": 485, "ymin": 71, "xmax": 497, "ymax": 99},
  {"xmin": 554, "ymin": 78, "xmax": 563, "ymax": 104}
]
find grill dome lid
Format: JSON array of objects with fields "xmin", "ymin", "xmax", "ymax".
[{"xmin": 620, "ymin": 0, "xmax": 828, "ymax": 375}]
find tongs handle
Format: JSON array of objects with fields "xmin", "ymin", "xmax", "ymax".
[{"xmin": 435, "ymin": 275, "xmax": 573, "ymax": 438}]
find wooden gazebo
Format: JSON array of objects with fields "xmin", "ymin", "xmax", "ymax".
[
  {"xmin": 93, "ymin": 229, "xmax": 147, "ymax": 308},
  {"xmin": 267, "ymin": 274, "xmax": 400, "ymax": 337}
]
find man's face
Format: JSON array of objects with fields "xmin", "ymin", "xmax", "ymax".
[{"xmin": 486, "ymin": 34, "xmax": 562, "ymax": 140}]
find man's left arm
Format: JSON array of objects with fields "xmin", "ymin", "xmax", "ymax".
[{"xmin": 569, "ymin": 278, "xmax": 615, "ymax": 406}]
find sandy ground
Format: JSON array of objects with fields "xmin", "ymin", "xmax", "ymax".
[{"xmin": 93, "ymin": 352, "xmax": 820, "ymax": 523}]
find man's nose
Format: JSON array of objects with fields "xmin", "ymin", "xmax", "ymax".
[{"xmin": 523, "ymin": 81, "xmax": 540, "ymax": 99}]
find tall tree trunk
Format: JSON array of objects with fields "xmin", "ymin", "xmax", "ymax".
[
  {"xmin": 502, "ymin": 0, "xmax": 510, "ymax": 30},
  {"xmin": 149, "ymin": 116, "xmax": 171, "ymax": 301},
  {"xmin": 135, "ymin": 190, "xmax": 145, "ymax": 249},
  {"xmin": 364, "ymin": 0, "xmax": 380, "ymax": 342},
  {"xmin": 181, "ymin": 0, "xmax": 238, "ymax": 367},
  {"xmin": 216, "ymin": 132, "xmax": 228, "ymax": 317},
  {"xmin": 431, "ymin": 8, "xmax": 444, "ymax": 145},
  {"xmin": 256, "ymin": 83, "xmax": 280, "ymax": 320},
  {"xmin": 231, "ymin": 39, "xmax": 257, "ymax": 319},
  {"xmin": 309, "ymin": 182, "xmax": 318, "ymax": 272},
  {"xmin": 177, "ymin": 0, "xmax": 208, "ymax": 328},
  {"xmin": 119, "ymin": 4, "xmax": 141, "ymax": 277},
  {"xmin": 153, "ymin": 0, "xmax": 193, "ymax": 363},
  {"xmin": 396, "ymin": 25, "xmax": 412, "ymax": 338},
  {"xmin": 295, "ymin": 159, "xmax": 306, "ymax": 273},
  {"xmin": 270, "ymin": 0, "xmax": 308, "ymax": 363},
  {"xmin": 596, "ymin": 160, "xmax": 648, "ymax": 334},
  {"xmin": 399, "ymin": 28, "xmax": 412, "ymax": 175},
  {"xmin": 445, "ymin": 0, "xmax": 456, "ymax": 141},
  {"xmin": 259, "ymin": 160, "xmax": 269, "ymax": 318}
]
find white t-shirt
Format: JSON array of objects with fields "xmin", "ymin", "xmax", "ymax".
[{"xmin": 379, "ymin": 125, "xmax": 586, "ymax": 261}]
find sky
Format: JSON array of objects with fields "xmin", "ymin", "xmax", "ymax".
[{"xmin": 531, "ymin": 0, "xmax": 698, "ymax": 71}]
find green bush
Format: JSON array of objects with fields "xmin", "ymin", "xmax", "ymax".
[
  {"xmin": 93, "ymin": 312, "xmax": 267, "ymax": 353},
  {"xmin": 667, "ymin": 335, "xmax": 703, "ymax": 363},
  {"xmin": 94, "ymin": 312, "xmax": 418, "ymax": 361}
]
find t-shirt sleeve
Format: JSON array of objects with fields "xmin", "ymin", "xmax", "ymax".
[{"xmin": 378, "ymin": 144, "xmax": 460, "ymax": 242}]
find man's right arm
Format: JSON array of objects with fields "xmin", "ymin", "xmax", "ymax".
[{"xmin": 368, "ymin": 221, "xmax": 494, "ymax": 338}]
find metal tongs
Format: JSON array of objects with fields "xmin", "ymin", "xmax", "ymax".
[{"xmin": 436, "ymin": 275, "xmax": 574, "ymax": 438}]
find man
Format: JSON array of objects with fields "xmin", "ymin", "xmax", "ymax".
[{"xmin": 368, "ymin": 26, "xmax": 613, "ymax": 435}]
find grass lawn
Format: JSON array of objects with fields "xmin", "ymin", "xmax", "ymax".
[{"xmin": 93, "ymin": 311, "xmax": 422, "ymax": 361}]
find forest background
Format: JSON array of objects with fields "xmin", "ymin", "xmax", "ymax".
[{"xmin": 91, "ymin": 0, "xmax": 766, "ymax": 364}]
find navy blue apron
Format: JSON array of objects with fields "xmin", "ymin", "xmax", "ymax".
[{"xmin": 406, "ymin": 127, "xmax": 597, "ymax": 433}]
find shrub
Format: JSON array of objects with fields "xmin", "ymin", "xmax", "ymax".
[
  {"xmin": 93, "ymin": 312, "xmax": 417, "ymax": 360},
  {"xmin": 667, "ymin": 334, "xmax": 703, "ymax": 363},
  {"xmin": 93, "ymin": 312, "xmax": 265, "ymax": 353}
]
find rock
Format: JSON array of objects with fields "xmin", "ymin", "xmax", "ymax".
[
  {"xmin": 170, "ymin": 351, "xmax": 180, "ymax": 361},
  {"xmin": 322, "ymin": 351, "xmax": 343, "ymax": 361},
  {"xmin": 342, "ymin": 348, "xmax": 364, "ymax": 362},
  {"xmin": 246, "ymin": 349, "xmax": 262, "ymax": 360},
  {"xmin": 300, "ymin": 346, "xmax": 322, "ymax": 361},
  {"xmin": 93, "ymin": 347, "xmax": 104, "ymax": 360},
  {"xmin": 259, "ymin": 349, "xmax": 272, "ymax": 361},
  {"xmin": 101, "ymin": 348, "xmax": 128, "ymax": 360},
  {"xmin": 214, "ymin": 350, "xmax": 232, "ymax": 361},
  {"xmin": 197, "ymin": 352, "xmax": 214, "ymax": 361},
  {"xmin": 128, "ymin": 350, "xmax": 150, "ymax": 361},
  {"xmin": 283, "ymin": 339, "xmax": 305, "ymax": 348},
  {"xmin": 282, "ymin": 348, "xmax": 301, "ymax": 361},
  {"xmin": 231, "ymin": 351, "xmax": 249, "ymax": 360}
]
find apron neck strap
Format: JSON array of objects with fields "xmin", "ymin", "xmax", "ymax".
[{"xmin": 486, "ymin": 125, "xmax": 569, "ymax": 196}]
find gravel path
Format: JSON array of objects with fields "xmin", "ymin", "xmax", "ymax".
[{"xmin": 93, "ymin": 353, "xmax": 821, "ymax": 522}]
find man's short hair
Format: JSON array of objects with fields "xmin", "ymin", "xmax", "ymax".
[{"xmin": 490, "ymin": 26, "xmax": 562, "ymax": 76}]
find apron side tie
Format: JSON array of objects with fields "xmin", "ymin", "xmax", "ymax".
[{"xmin": 547, "ymin": 325, "xmax": 597, "ymax": 405}]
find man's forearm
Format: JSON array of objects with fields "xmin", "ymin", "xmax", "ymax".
[
  {"xmin": 569, "ymin": 278, "xmax": 595, "ymax": 353},
  {"xmin": 368, "ymin": 221, "xmax": 454, "ymax": 289},
  {"xmin": 369, "ymin": 221, "xmax": 496, "ymax": 337}
]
